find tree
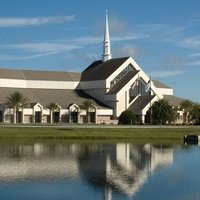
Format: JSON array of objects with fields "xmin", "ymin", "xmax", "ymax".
[
  {"xmin": 151, "ymin": 99, "xmax": 174, "ymax": 125},
  {"xmin": 168, "ymin": 106, "xmax": 179, "ymax": 124},
  {"xmin": 180, "ymin": 99, "xmax": 193, "ymax": 124},
  {"xmin": 6, "ymin": 91, "xmax": 29, "ymax": 124},
  {"xmin": 118, "ymin": 110, "xmax": 136, "ymax": 125},
  {"xmin": 80, "ymin": 99, "xmax": 95, "ymax": 123},
  {"xmin": 47, "ymin": 102, "xmax": 60, "ymax": 123},
  {"xmin": 191, "ymin": 103, "xmax": 200, "ymax": 125}
]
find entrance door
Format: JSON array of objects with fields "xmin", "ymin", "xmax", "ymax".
[
  {"xmin": 89, "ymin": 112, "xmax": 95, "ymax": 123},
  {"xmin": 53, "ymin": 112, "xmax": 60, "ymax": 123},
  {"xmin": 16, "ymin": 111, "xmax": 22, "ymax": 123},
  {"xmin": 0, "ymin": 111, "xmax": 3, "ymax": 122},
  {"xmin": 35, "ymin": 111, "xmax": 41, "ymax": 123},
  {"xmin": 71, "ymin": 112, "xmax": 78, "ymax": 123}
]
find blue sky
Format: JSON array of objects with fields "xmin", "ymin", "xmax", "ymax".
[{"xmin": 0, "ymin": 0, "xmax": 200, "ymax": 102}]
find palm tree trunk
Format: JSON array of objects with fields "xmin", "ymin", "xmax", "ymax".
[
  {"xmin": 13, "ymin": 107, "xmax": 16, "ymax": 124},
  {"xmin": 87, "ymin": 111, "xmax": 90, "ymax": 123},
  {"xmin": 50, "ymin": 110, "xmax": 53, "ymax": 123},
  {"xmin": 183, "ymin": 113, "xmax": 187, "ymax": 124},
  {"xmin": 22, "ymin": 108, "xmax": 24, "ymax": 123}
]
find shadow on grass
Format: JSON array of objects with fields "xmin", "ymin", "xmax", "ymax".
[{"xmin": 56, "ymin": 128, "xmax": 74, "ymax": 131}]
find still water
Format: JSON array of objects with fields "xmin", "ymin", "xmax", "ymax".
[{"xmin": 0, "ymin": 142, "xmax": 199, "ymax": 200}]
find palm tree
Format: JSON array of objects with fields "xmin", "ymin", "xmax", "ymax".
[
  {"xmin": 190, "ymin": 103, "xmax": 200, "ymax": 125},
  {"xmin": 47, "ymin": 102, "xmax": 60, "ymax": 123},
  {"xmin": 180, "ymin": 99, "xmax": 193, "ymax": 124},
  {"xmin": 6, "ymin": 91, "xmax": 29, "ymax": 124},
  {"xmin": 80, "ymin": 99, "xmax": 95, "ymax": 123}
]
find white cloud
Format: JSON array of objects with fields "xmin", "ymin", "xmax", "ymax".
[
  {"xmin": 70, "ymin": 36, "xmax": 101, "ymax": 45},
  {"xmin": 58, "ymin": 34, "xmax": 142, "ymax": 46},
  {"xmin": 178, "ymin": 36, "xmax": 200, "ymax": 49},
  {"xmin": 113, "ymin": 35, "xmax": 147, "ymax": 42},
  {"xmin": 151, "ymin": 70, "xmax": 183, "ymax": 78},
  {"xmin": 0, "ymin": 15, "xmax": 75, "ymax": 27},
  {"xmin": 137, "ymin": 23, "xmax": 169, "ymax": 33},
  {"xmin": 187, "ymin": 60, "xmax": 200, "ymax": 66},
  {"xmin": 3, "ymin": 42, "xmax": 80, "ymax": 53},
  {"xmin": 0, "ymin": 41, "xmax": 81, "ymax": 61},
  {"xmin": 110, "ymin": 17, "xmax": 128, "ymax": 33},
  {"xmin": 190, "ymin": 52, "xmax": 200, "ymax": 57},
  {"xmin": 113, "ymin": 44, "xmax": 139, "ymax": 59},
  {"xmin": 0, "ymin": 52, "xmax": 60, "ymax": 61},
  {"xmin": 0, "ymin": 33, "xmax": 141, "ymax": 61},
  {"xmin": 0, "ymin": 54, "xmax": 20, "ymax": 61},
  {"xmin": 22, "ymin": 52, "xmax": 60, "ymax": 59}
]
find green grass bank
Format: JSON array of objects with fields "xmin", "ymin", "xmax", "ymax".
[{"xmin": 0, "ymin": 125, "xmax": 199, "ymax": 143}]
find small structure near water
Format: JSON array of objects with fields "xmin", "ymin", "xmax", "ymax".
[{"xmin": 184, "ymin": 134, "xmax": 200, "ymax": 145}]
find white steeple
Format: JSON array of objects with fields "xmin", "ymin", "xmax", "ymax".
[{"xmin": 102, "ymin": 10, "xmax": 112, "ymax": 62}]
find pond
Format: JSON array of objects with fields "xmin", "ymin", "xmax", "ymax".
[{"xmin": 0, "ymin": 141, "xmax": 199, "ymax": 200}]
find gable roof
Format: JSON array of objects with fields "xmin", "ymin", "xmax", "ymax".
[
  {"xmin": 81, "ymin": 57, "xmax": 130, "ymax": 81},
  {"xmin": 0, "ymin": 68, "xmax": 81, "ymax": 81},
  {"xmin": 153, "ymin": 80, "xmax": 171, "ymax": 89}
]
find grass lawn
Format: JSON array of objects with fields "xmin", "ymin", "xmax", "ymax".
[{"xmin": 0, "ymin": 125, "xmax": 200, "ymax": 144}]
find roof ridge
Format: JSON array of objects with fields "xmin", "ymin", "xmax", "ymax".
[
  {"xmin": 81, "ymin": 57, "xmax": 130, "ymax": 81},
  {"xmin": 21, "ymin": 70, "xmax": 27, "ymax": 80}
]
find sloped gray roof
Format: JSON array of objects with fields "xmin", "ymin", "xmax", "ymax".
[
  {"xmin": 128, "ymin": 95, "xmax": 186, "ymax": 110},
  {"xmin": 128, "ymin": 95, "xmax": 155, "ymax": 112},
  {"xmin": 163, "ymin": 95, "xmax": 185, "ymax": 107},
  {"xmin": 0, "ymin": 87, "xmax": 110, "ymax": 109},
  {"xmin": 152, "ymin": 80, "xmax": 171, "ymax": 89},
  {"xmin": 0, "ymin": 68, "xmax": 81, "ymax": 81},
  {"xmin": 81, "ymin": 57, "xmax": 130, "ymax": 81}
]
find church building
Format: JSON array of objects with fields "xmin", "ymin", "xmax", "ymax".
[{"xmin": 0, "ymin": 13, "xmax": 184, "ymax": 124}]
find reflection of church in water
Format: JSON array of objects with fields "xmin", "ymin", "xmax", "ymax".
[
  {"xmin": 78, "ymin": 143, "xmax": 173, "ymax": 199},
  {"xmin": 0, "ymin": 142, "xmax": 173, "ymax": 199}
]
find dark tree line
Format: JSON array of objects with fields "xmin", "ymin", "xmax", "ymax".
[
  {"xmin": 118, "ymin": 99, "xmax": 200, "ymax": 125},
  {"xmin": 151, "ymin": 99, "xmax": 200, "ymax": 125}
]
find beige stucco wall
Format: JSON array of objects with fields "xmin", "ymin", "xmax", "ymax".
[
  {"xmin": 156, "ymin": 88, "xmax": 173, "ymax": 95},
  {"xmin": 24, "ymin": 115, "xmax": 32, "ymax": 123},
  {"xmin": 116, "ymin": 91, "xmax": 127, "ymax": 117},
  {"xmin": 0, "ymin": 78, "xmax": 79, "ymax": 90},
  {"xmin": 96, "ymin": 115, "xmax": 111, "ymax": 124},
  {"xmin": 96, "ymin": 115, "xmax": 118, "ymax": 124},
  {"xmin": 4, "ymin": 114, "xmax": 12, "ymax": 123}
]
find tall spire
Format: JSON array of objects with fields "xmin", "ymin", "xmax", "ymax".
[{"xmin": 102, "ymin": 10, "xmax": 112, "ymax": 62}]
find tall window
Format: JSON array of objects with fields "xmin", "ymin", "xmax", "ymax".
[
  {"xmin": 129, "ymin": 78, "xmax": 152, "ymax": 102},
  {"xmin": 110, "ymin": 64, "xmax": 133, "ymax": 88}
]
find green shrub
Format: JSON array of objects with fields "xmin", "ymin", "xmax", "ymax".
[{"xmin": 118, "ymin": 110, "xmax": 136, "ymax": 125}]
